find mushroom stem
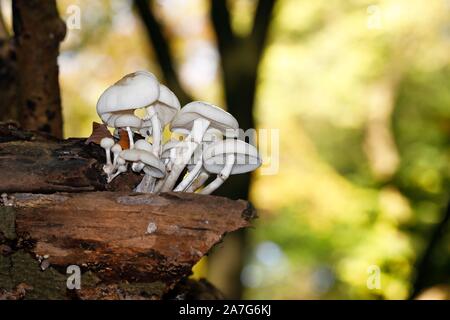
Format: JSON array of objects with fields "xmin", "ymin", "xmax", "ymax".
[
  {"xmin": 200, "ymin": 154, "xmax": 235, "ymax": 195},
  {"xmin": 143, "ymin": 112, "xmax": 162, "ymax": 192},
  {"xmin": 107, "ymin": 164, "xmax": 127, "ymax": 183},
  {"xmin": 161, "ymin": 119, "xmax": 210, "ymax": 191},
  {"xmin": 135, "ymin": 174, "xmax": 150, "ymax": 193},
  {"xmin": 131, "ymin": 162, "xmax": 145, "ymax": 172},
  {"xmin": 151, "ymin": 114, "xmax": 162, "ymax": 157},
  {"xmin": 126, "ymin": 127, "xmax": 134, "ymax": 149},
  {"xmin": 136, "ymin": 173, "xmax": 156, "ymax": 193},
  {"xmin": 153, "ymin": 175, "xmax": 165, "ymax": 193},
  {"xmin": 186, "ymin": 171, "xmax": 209, "ymax": 192},
  {"xmin": 160, "ymin": 142, "xmax": 196, "ymax": 192},
  {"xmin": 112, "ymin": 144, "xmax": 122, "ymax": 168},
  {"xmin": 173, "ymin": 155, "xmax": 203, "ymax": 192},
  {"xmin": 144, "ymin": 175, "xmax": 156, "ymax": 193},
  {"xmin": 105, "ymin": 148, "xmax": 112, "ymax": 166}
]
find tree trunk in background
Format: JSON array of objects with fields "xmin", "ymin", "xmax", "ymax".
[
  {"xmin": 208, "ymin": 0, "xmax": 276, "ymax": 299},
  {"xmin": 0, "ymin": 4, "xmax": 18, "ymax": 122},
  {"xmin": 12, "ymin": 0, "xmax": 66, "ymax": 138}
]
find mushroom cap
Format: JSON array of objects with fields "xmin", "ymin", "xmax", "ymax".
[
  {"xmin": 172, "ymin": 127, "xmax": 224, "ymax": 142},
  {"xmin": 96, "ymin": 71, "xmax": 160, "ymax": 116},
  {"xmin": 119, "ymin": 149, "xmax": 165, "ymax": 178},
  {"xmin": 134, "ymin": 139, "xmax": 153, "ymax": 153},
  {"xmin": 111, "ymin": 143, "xmax": 122, "ymax": 153},
  {"xmin": 170, "ymin": 101, "xmax": 239, "ymax": 136},
  {"xmin": 161, "ymin": 139, "xmax": 189, "ymax": 155},
  {"xmin": 143, "ymin": 84, "xmax": 181, "ymax": 128},
  {"xmin": 100, "ymin": 137, "xmax": 115, "ymax": 149},
  {"xmin": 113, "ymin": 114, "xmax": 143, "ymax": 129},
  {"xmin": 140, "ymin": 152, "xmax": 165, "ymax": 178},
  {"xmin": 203, "ymin": 139, "xmax": 261, "ymax": 175},
  {"xmin": 119, "ymin": 149, "xmax": 142, "ymax": 162}
]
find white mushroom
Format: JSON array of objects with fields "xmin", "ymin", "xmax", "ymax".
[
  {"xmin": 96, "ymin": 71, "xmax": 160, "ymax": 149},
  {"xmin": 161, "ymin": 102, "xmax": 239, "ymax": 191},
  {"xmin": 100, "ymin": 137, "xmax": 115, "ymax": 181},
  {"xmin": 113, "ymin": 114, "xmax": 143, "ymax": 149},
  {"xmin": 120, "ymin": 149, "xmax": 165, "ymax": 193},
  {"xmin": 131, "ymin": 139, "xmax": 153, "ymax": 172},
  {"xmin": 107, "ymin": 163, "xmax": 127, "ymax": 183},
  {"xmin": 199, "ymin": 139, "xmax": 261, "ymax": 194},
  {"xmin": 111, "ymin": 143, "xmax": 122, "ymax": 167},
  {"xmin": 138, "ymin": 151, "xmax": 166, "ymax": 193}
]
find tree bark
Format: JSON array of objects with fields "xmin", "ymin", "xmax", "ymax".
[
  {"xmin": 0, "ymin": 122, "xmax": 141, "ymax": 193},
  {"xmin": 12, "ymin": 0, "xmax": 66, "ymax": 138},
  {"xmin": 0, "ymin": 191, "xmax": 254, "ymax": 299}
]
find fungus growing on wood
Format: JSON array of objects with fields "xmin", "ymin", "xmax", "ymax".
[{"xmin": 95, "ymin": 71, "xmax": 260, "ymax": 195}]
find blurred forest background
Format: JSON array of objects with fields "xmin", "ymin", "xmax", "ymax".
[{"xmin": 1, "ymin": 0, "xmax": 449, "ymax": 299}]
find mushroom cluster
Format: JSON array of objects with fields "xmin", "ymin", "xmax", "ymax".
[{"xmin": 96, "ymin": 71, "xmax": 261, "ymax": 194}]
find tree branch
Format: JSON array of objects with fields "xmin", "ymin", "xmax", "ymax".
[
  {"xmin": 210, "ymin": 0, "xmax": 235, "ymax": 58},
  {"xmin": 134, "ymin": 0, "xmax": 191, "ymax": 105},
  {"xmin": 250, "ymin": 0, "xmax": 277, "ymax": 59}
]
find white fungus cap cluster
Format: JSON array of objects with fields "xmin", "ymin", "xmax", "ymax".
[{"xmin": 96, "ymin": 70, "xmax": 262, "ymax": 194}]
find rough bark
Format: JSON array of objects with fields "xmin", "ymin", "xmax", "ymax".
[
  {"xmin": 0, "ymin": 122, "xmax": 141, "ymax": 193},
  {"xmin": 12, "ymin": 0, "xmax": 66, "ymax": 138},
  {"xmin": 0, "ymin": 192, "xmax": 254, "ymax": 299}
]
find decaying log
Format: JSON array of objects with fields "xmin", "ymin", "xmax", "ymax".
[
  {"xmin": 0, "ymin": 192, "xmax": 255, "ymax": 299},
  {"xmin": 0, "ymin": 122, "xmax": 141, "ymax": 193},
  {"xmin": 0, "ymin": 123, "xmax": 256, "ymax": 299}
]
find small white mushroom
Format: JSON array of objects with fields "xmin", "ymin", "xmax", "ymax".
[
  {"xmin": 120, "ymin": 149, "xmax": 165, "ymax": 193},
  {"xmin": 113, "ymin": 114, "xmax": 143, "ymax": 149},
  {"xmin": 200, "ymin": 139, "xmax": 261, "ymax": 194},
  {"xmin": 100, "ymin": 137, "xmax": 115, "ymax": 181},
  {"xmin": 111, "ymin": 143, "xmax": 122, "ymax": 167},
  {"xmin": 107, "ymin": 164, "xmax": 127, "ymax": 183},
  {"xmin": 142, "ymin": 151, "xmax": 166, "ymax": 192},
  {"xmin": 131, "ymin": 139, "xmax": 153, "ymax": 173}
]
